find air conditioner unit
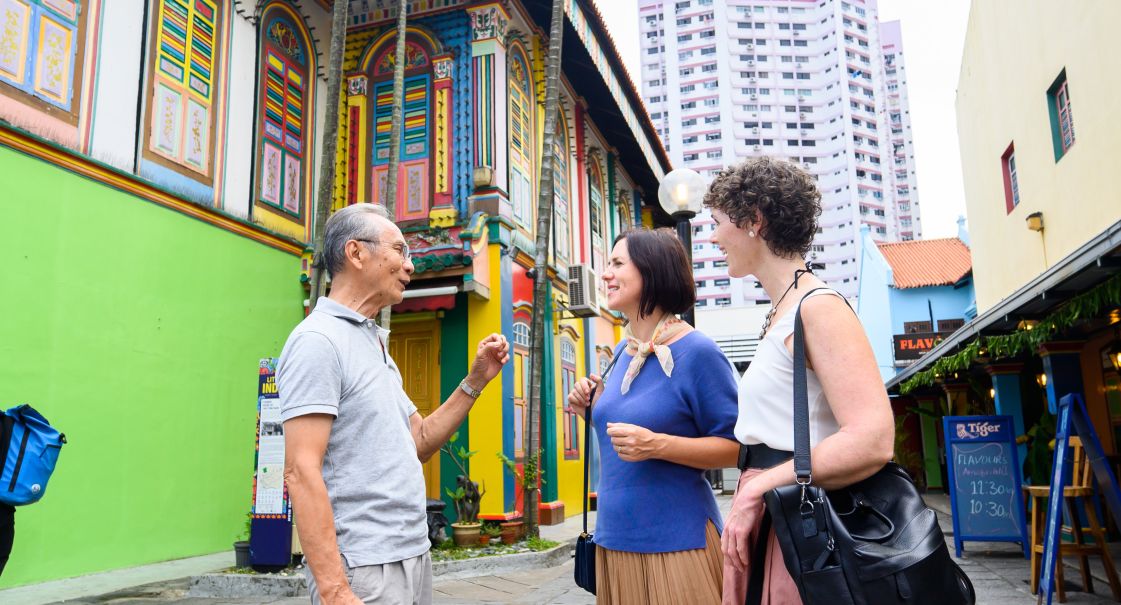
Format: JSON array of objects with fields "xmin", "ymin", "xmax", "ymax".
[
  {"xmin": 752, "ymin": 127, "xmax": 759, "ymax": 134},
  {"xmin": 799, "ymin": 112, "xmax": 807, "ymax": 119},
  {"xmin": 750, "ymin": 77, "xmax": 757, "ymax": 83},
  {"xmin": 567, "ymin": 264, "xmax": 600, "ymax": 318},
  {"xmin": 753, "ymin": 144, "xmax": 762, "ymax": 151},
  {"xmin": 793, "ymin": 31, "xmax": 801, "ymax": 36},
  {"xmin": 747, "ymin": 43, "xmax": 755, "ymax": 50},
  {"xmin": 750, "ymin": 94, "xmax": 758, "ymax": 99},
  {"xmin": 747, "ymin": 60, "xmax": 755, "ymax": 66},
  {"xmin": 796, "ymin": 63, "xmax": 803, "ymax": 69},
  {"xmin": 797, "ymin": 95, "xmax": 805, "ymax": 101}
]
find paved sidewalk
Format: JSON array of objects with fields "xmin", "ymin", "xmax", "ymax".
[{"xmin": 10, "ymin": 489, "xmax": 1121, "ymax": 603}]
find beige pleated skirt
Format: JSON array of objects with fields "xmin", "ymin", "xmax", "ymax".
[{"xmin": 594, "ymin": 520, "xmax": 724, "ymax": 605}]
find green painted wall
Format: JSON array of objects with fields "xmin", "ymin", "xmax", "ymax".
[
  {"xmin": 0, "ymin": 146, "xmax": 306, "ymax": 587},
  {"xmin": 439, "ymin": 296, "xmax": 470, "ymax": 516}
]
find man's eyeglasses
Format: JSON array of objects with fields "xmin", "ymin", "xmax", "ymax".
[{"xmin": 355, "ymin": 239, "xmax": 411, "ymax": 261}]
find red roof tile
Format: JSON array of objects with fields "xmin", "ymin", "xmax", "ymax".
[{"xmin": 877, "ymin": 238, "xmax": 972, "ymax": 289}]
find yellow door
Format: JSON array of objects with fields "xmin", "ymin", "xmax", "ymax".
[{"xmin": 388, "ymin": 319, "xmax": 441, "ymax": 499}]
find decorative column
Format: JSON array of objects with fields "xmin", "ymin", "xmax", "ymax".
[
  {"xmin": 987, "ymin": 362, "xmax": 1027, "ymax": 476},
  {"xmin": 466, "ymin": 4, "xmax": 510, "ymax": 205},
  {"xmin": 573, "ymin": 101, "xmax": 588, "ymax": 263},
  {"xmin": 429, "ymin": 54, "xmax": 456, "ymax": 228},
  {"xmin": 607, "ymin": 152, "xmax": 617, "ymax": 241},
  {"xmin": 1039, "ymin": 341, "xmax": 1086, "ymax": 415},
  {"xmin": 914, "ymin": 393, "xmax": 945, "ymax": 491},
  {"xmin": 344, "ymin": 74, "xmax": 369, "ymax": 206}
]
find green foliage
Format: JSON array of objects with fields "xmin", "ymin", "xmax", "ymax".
[
  {"xmin": 901, "ymin": 273, "xmax": 1121, "ymax": 394},
  {"xmin": 526, "ymin": 536, "xmax": 559, "ymax": 551},
  {"xmin": 441, "ymin": 433, "xmax": 484, "ymax": 524},
  {"xmin": 237, "ymin": 512, "xmax": 251, "ymax": 542},
  {"xmin": 1022, "ymin": 412, "xmax": 1057, "ymax": 486},
  {"xmin": 497, "ymin": 450, "xmax": 545, "ymax": 490},
  {"xmin": 482, "ymin": 522, "xmax": 503, "ymax": 538}
]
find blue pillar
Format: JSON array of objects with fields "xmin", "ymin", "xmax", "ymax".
[
  {"xmin": 1039, "ymin": 341, "xmax": 1085, "ymax": 415},
  {"xmin": 1040, "ymin": 341, "xmax": 1094, "ymax": 531},
  {"xmin": 988, "ymin": 363, "xmax": 1027, "ymax": 479}
]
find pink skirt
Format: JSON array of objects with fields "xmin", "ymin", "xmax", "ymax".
[{"xmin": 722, "ymin": 469, "xmax": 803, "ymax": 605}]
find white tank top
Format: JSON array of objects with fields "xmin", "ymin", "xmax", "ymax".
[{"xmin": 735, "ymin": 289, "xmax": 843, "ymax": 451}]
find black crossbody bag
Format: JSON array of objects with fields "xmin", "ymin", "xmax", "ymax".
[
  {"xmin": 760, "ymin": 289, "xmax": 975, "ymax": 605},
  {"xmin": 574, "ymin": 347, "xmax": 625, "ymax": 595}
]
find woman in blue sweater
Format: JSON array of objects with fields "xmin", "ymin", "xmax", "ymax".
[{"xmin": 567, "ymin": 228, "xmax": 740, "ymax": 604}]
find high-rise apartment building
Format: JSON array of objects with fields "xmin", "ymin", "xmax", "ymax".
[{"xmin": 639, "ymin": 0, "xmax": 921, "ymax": 305}]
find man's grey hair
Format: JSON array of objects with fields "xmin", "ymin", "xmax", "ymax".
[{"xmin": 321, "ymin": 203, "xmax": 390, "ymax": 278}]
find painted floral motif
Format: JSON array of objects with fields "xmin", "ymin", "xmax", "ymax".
[
  {"xmin": 184, "ymin": 98, "xmax": 209, "ymax": 171},
  {"xmin": 405, "ymin": 228, "xmax": 456, "ymax": 251},
  {"xmin": 261, "ymin": 143, "xmax": 281, "ymax": 205},
  {"xmin": 36, "ymin": 18, "xmax": 69, "ymax": 101},
  {"xmin": 283, "ymin": 155, "xmax": 300, "ymax": 213},
  {"xmin": 373, "ymin": 41, "xmax": 428, "ymax": 76},
  {"xmin": 153, "ymin": 84, "xmax": 182, "ymax": 156},
  {"xmin": 405, "ymin": 163, "xmax": 424, "ymax": 213},
  {"xmin": 0, "ymin": 1, "xmax": 30, "ymax": 83},
  {"xmin": 267, "ymin": 20, "xmax": 304, "ymax": 65}
]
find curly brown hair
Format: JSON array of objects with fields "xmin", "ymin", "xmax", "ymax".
[{"xmin": 703, "ymin": 156, "xmax": 822, "ymax": 258}]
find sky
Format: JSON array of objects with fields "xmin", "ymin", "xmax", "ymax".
[{"xmin": 593, "ymin": 0, "xmax": 973, "ymax": 239}]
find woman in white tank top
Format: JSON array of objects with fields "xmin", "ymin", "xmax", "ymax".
[{"xmin": 703, "ymin": 157, "xmax": 895, "ymax": 605}]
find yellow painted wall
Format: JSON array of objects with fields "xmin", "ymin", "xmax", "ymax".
[
  {"xmin": 468, "ymin": 242, "xmax": 507, "ymax": 516},
  {"xmin": 555, "ymin": 312, "xmax": 586, "ymax": 514},
  {"xmin": 956, "ymin": 1, "xmax": 1121, "ymax": 312}
]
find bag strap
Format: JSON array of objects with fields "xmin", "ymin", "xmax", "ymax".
[
  {"xmin": 583, "ymin": 346, "xmax": 626, "ymax": 535},
  {"xmin": 791, "ymin": 288, "xmax": 852, "ymax": 484}
]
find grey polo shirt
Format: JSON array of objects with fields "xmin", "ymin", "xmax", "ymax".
[{"xmin": 277, "ymin": 297, "xmax": 429, "ymax": 567}]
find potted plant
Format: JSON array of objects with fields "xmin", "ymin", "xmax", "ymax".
[
  {"xmin": 233, "ymin": 513, "xmax": 251, "ymax": 568},
  {"xmin": 441, "ymin": 433, "xmax": 485, "ymax": 547},
  {"xmin": 497, "ymin": 450, "xmax": 544, "ymax": 543},
  {"xmin": 480, "ymin": 522, "xmax": 502, "ymax": 546}
]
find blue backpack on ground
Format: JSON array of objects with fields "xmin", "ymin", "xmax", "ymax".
[{"xmin": 0, "ymin": 405, "xmax": 66, "ymax": 506}]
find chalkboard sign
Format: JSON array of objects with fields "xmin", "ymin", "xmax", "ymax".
[{"xmin": 943, "ymin": 415, "xmax": 1028, "ymax": 558}]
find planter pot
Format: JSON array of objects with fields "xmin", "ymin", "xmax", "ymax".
[
  {"xmin": 477, "ymin": 533, "xmax": 492, "ymax": 546},
  {"xmin": 450, "ymin": 523, "xmax": 481, "ymax": 547},
  {"xmin": 233, "ymin": 540, "xmax": 251, "ymax": 568},
  {"xmin": 499, "ymin": 521, "xmax": 524, "ymax": 545}
]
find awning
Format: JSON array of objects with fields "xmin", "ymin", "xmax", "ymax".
[
  {"xmin": 393, "ymin": 285, "xmax": 460, "ymax": 313},
  {"xmin": 887, "ymin": 218, "xmax": 1121, "ymax": 392}
]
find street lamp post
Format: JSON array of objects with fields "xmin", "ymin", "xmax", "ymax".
[{"xmin": 658, "ymin": 168, "xmax": 707, "ymax": 326}]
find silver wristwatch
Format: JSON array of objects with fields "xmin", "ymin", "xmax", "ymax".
[{"xmin": 459, "ymin": 379, "xmax": 482, "ymax": 399}]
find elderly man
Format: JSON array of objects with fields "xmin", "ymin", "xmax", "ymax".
[{"xmin": 279, "ymin": 204, "xmax": 508, "ymax": 605}]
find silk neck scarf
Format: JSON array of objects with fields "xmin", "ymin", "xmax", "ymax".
[{"xmin": 620, "ymin": 314, "xmax": 689, "ymax": 395}]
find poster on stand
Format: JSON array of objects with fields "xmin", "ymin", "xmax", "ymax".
[{"xmin": 250, "ymin": 358, "xmax": 292, "ymax": 568}]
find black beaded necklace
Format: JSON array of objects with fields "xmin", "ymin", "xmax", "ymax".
[{"xmin": 759, "ymin": 267, "xmax": 814, "ymax": 339}]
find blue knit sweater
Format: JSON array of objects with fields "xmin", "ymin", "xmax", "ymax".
[{"xmin": 591, "ymin": 331, "xmax": 739, "ymax": 553}]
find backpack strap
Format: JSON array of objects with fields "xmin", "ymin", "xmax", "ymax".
[{"xmin": 0, "ymin": 411, "xmax": 12, "ymax": 469}]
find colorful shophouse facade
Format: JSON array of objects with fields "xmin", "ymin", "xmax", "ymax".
[
  {"xmin": 0, "ymin": 0, "xmax": 667, "ymax": 587},
  {"xmin": 327, "ymin": 0, "xmax": 672, "ymax": 523},
  {"xmin": 0, "ymin": 0, "xmax": 342, "ymax": 588}
]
